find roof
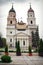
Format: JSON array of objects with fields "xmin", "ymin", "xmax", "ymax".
[
  {"xmin": 16, "ymin": 20, "xmax": 26, "ymax": 30},
  {"xmin": 18, "ymin": 20, "xmax": 26, "ymax": 25},
  {"xmin": 14, "ymin": 32, "xmax": 30, "ymax": 37},
  {"xmin": 9, "ymin": 5, "xmax": 16, "ymax": 13},
  {"xmin": 28, "ymin": 4, "xmax": 34, "ymax": 13}
]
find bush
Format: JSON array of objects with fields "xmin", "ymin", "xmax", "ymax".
[
  {"xmin": 16, "ymin": 41, "xmax": 21, "ymax": 56},
  {"xmin": 28, "ymin": 46, "xmax": 32, "ymax": 56},
  {"xmin": 0, "ymin": 50, "xmax": 4, "ymax": 52},
  {"xmin": 29, "ymin": 46, "xmax": 32, "ymax": 53},
  {"xmin": 5, "ymin": 45, "xmax": 9, "ymax": 55},
  {"xmin": 5, "ymin": 45, "xmax": 8, "ymax": 53},
  {"xmin": 1, "ymin": 55, "xmax": 11, "ymax": 63},
  {"xmin": 33, "ymin": 48, "xmax": 38, "ymax": 53},
  {"xmin": 21, "ymin": 51, "xmax": 28, "ymax": 53},
  {"xmin": 9, "ymin": 50, "xmax": 16, "ymax": 52}
]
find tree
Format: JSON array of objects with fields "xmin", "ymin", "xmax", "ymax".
[
  {"xmin": 5, "ymin": 45, "xmax": 8, "ymax": 52},
  {"xmin": 16, "ymin": 41, "xmax": 21, "ymax": 56},
  {"xmin": 38, "ymin": 39, "xmax": 43, "ymax": 56},
  {"xmin": 31, "ymin": 31, "xmax": 37, "ymax": 47},
  {"xmin": 5, "ymin": 44, "xmax": 9, "ymax": 55},
  {"xmin": 28, "ymin": 45, "xmax": 32, "ymax": 56},
  {"xmin": 32, "ymin": 31, "xmax": 35, "ymax": 47},
  {"xmin": 0, "ymin": 35, "xmax": 3, "ymax": 48},
  {"xmin": 31, "ymin": 26, "xmax": 39, "ymax": 48},
  {"xmin": 2, "ymin": 38, "xmax": 6, "ymax": 47},
  {"xmin": 15, "ymin": 40, "xmax": 18, "ymax": 48},
  {"xmin": 0, "ymin": 33, "xmax": 6, "ymax": 48},
  {"xmin": 35, "ymin": 26, "xmax": 39, "ymax": 47},
  {"xmin": 0, "ymin": 37, "xmax": 6, "ymax": 48}
]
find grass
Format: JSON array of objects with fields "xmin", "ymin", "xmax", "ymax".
[
  {"xmin": 0, "ymin": 48, "xmax": 38, "ymax": 53},
  {"xmin": 0, "ymin": 48, "xmax": 5, "ymax": 50}
]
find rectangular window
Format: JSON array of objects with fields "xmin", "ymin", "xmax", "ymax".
[
  {"xmin": 23, "ymin": 41, "xmax": 25, "ymax": 45},
  {"xmin": 10, "ymin": 44, "xmax": 12, "ymax": 47},
  {"xmin": 10, "ymin": 39, "xmax": 12, "ymax": 42},
  {"xmin": 10, "ymin": 21, "xmax": 12, "ymax": 24}
]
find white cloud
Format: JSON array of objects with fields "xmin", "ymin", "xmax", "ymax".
[{"xmin": 0, "ymin": 0, "xmax": 27, "ymax": 5}]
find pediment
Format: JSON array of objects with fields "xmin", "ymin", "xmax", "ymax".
[{"xmin": 15, "ymin": 32, "xmax": 29, "ymax": 36}]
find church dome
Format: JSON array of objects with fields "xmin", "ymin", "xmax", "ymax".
[
  {"xmin": 28, "ymin": 4, "xmax": 34, "ymax": 13},
  {"xmin": 9, "ymin": 5, "xmax": 16, "ymax": 13}
]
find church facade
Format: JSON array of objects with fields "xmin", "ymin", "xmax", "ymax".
[{"xmin": 6, "ymin": 5, "xmax": 37, "ymax": 50}]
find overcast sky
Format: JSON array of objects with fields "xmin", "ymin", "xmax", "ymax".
[{"xmin": 0, "ymin": 0, "xmax": 43, "ymax": 39}]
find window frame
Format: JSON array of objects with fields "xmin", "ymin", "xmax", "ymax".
[
  {"xmin": 23, "ymin": 41, "xmax": 25, "ymax": 46},
  {"xmin": 10, "ymin": 38, "xmax": 12, "ymax": 42},
  {"xmin": 10, "ymin": 21, "xmax": 12, "ymax": 24},
  {"xmin": 31, "ymin": 20, "xmax": 33, "ymax": 24}
]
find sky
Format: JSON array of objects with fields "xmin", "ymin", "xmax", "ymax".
[{"xmin": 0, "ymin": 0, "xmax": 43, "ymax": 39}]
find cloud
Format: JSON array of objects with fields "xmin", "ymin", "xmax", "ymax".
[
  {"xmin": 0, "ymin": 0, "xmax": 27, "ymax": 5},
  {"xmin": 0, "ymin": 0, "xmax": 9, "ymax": 5},
  {"xmin": 0, "ymin": 0, "xmax": 41, "ymax": 5},
  {"xmin": 13, "ymin": 0, "xmax": 27, "ymax": 2}
]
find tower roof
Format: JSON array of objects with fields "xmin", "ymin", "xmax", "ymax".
[
  {"xmin": 9, "ymin": 5, "xmax": 16, "ymax": 13},
  {"xmin": 28, "ymin": 4, "xmax": 34, "ymax": 13}
]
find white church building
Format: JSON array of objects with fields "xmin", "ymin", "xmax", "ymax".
[{"xmin": 6, "ymin": 4, "xmax": 37, "ymax": 50}]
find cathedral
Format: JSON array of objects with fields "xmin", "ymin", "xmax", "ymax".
[{"xmin": 6, "ymin": 4, "xmax": 37, "ymax": 50}]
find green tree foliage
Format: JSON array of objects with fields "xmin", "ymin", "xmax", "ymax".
[
  {"xmin": 32, "ymin": 31, "xmax": 35, "ymax": 47},
  {"xmin": 38, "ymin": 39, "xmax": 43, "ymax": 56},
  {"xmin": 35, "ymin": 26, "xmax": 39, "ymax": 47},
  {"xmin": 1, "ymin": 55, "xmax": 11, "ymax": 63},
  {"xmin": 29, "ymin": 45, "xmax": 32, "ymax": 53},
  {"xmin": 2, "ymin": 38, "xmax": 6, "ymax": 47},
  {"xmin": 16, "ymin": 41, "xmax": 21, "ymax": 56},
  {"xmin": 5, "ymin": 45, "xmax": 8, "ymax": 53},
  {"xmin": 15, "ymin": 40, "xmax": 18, "ymax": 48},
  {"xmin": 32, "ymin": 31, "xmax": 37, "ymax": 47},
  {"xmin": 0, "ymin": 33, "xmax": 6, "ymax": 48},
  {"xmin": 32, "ymin": 26, "xmax": 39, "ymax": 48},
  {"xmin": 0, "ymin": 36, "xmax": 3, "ymax": 48}
]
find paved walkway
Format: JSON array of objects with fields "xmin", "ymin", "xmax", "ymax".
[{"xmin": 0, "ymin": 56, "xmax": 43, "ymax": 65}]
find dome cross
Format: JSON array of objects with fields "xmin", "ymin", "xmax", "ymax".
[{"xmin": 30, "ymin": 3, "xmax": 31, "ymax": 9}]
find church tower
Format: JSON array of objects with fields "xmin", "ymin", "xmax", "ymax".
[
  {"xmin": 27, "ymin": 4, "xmax": 37, "ymax": 46},
  {"xmin": 27, "ymin": 4, "xmax": 37, "ymax": 33},
  {"xmin": 6, "ymin": 5, "xmax": 17, "ymax": 47}
]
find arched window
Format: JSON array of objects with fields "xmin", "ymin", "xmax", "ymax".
[
  {"xmin": 10, "ymin": 39, "xmax": 12, "ymax": 42},
  {"xmin": 30, "ymin": 15, "xmax": 32, "ymax": 17},
  {"xmin": 14, "ymin": 16, "xmax": 15, "ymax": 17},
  {"xmin": 23, "ymin": 41, "xmax": 25, "ymax": 45},
  {"xmin": 10, "ymin": 44, "xmax": 12, "ymax": 47},
  {"xmin": 31, "ymin": 20, "xmax": 33, "ymax": 24},
  {"xmin": 10, "ymin": 32, "xmax": 12, "ymax": 34},
  {"xmin": 10, "ymin": 21, "xmax": 12, "ymax": 24}
]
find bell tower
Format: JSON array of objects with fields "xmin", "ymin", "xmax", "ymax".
[
  {"xmin": 27, "ymin": 4, "xmax": 37, "ymax": 46},
  {"xmin": 6, "ymin": 4, "xmax": 17, "ymax": 47},
  {"xmin": 7, "ymin": 4, "xmax": 17, "ymax": 25},
  {"xmin": 27, "ymin": 4, "xmax": 36, "ymax": 26}
]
